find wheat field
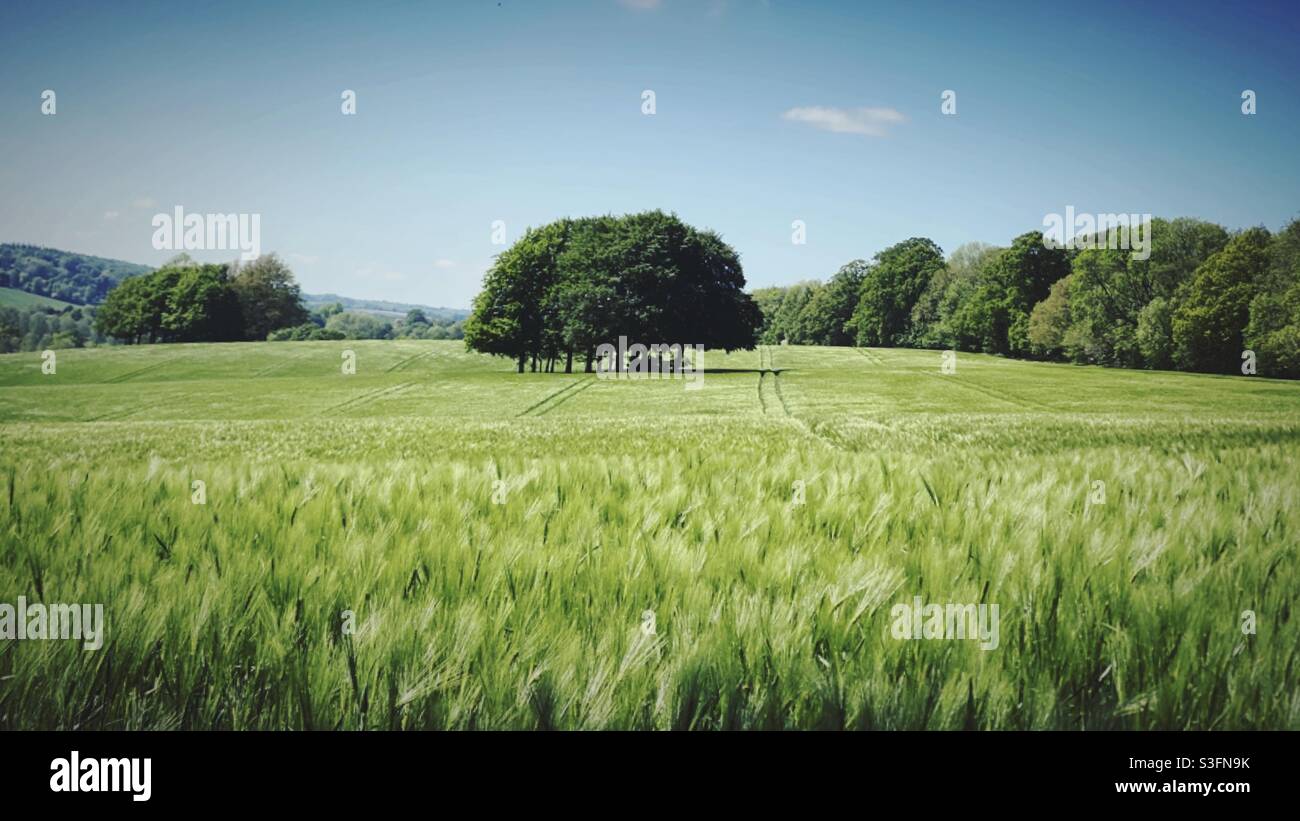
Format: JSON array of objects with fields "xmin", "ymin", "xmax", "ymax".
[{"xmin": 0, "ymin": 340, "xmax": 1297, "ymax": 729}]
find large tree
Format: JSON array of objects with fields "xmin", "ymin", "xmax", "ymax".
[
  {"xmin": 797, "ymin": 260, "xmax": 869, "ymax": 346},
  {"xmin": 1245, "ymin": 219, "xmax": 1300, "ymax": 378},
  {"xmin": 229, "ymin": 254, "xmax": 310, "ymax": 341},
  {"xmin": 163, "ymin": 264, "xmax": 243, "ymax": 342},
  {"xmin": 1172, "ymin": 227, "xmax": 1271, "ymax": 373},
  {"xmin": 947, "ymin": 232, "xmax": 1070, "ymax": 356},
  {"xmin": 464, "ymin": 219, "xmax": 574, "ymax": 372},
  {"xmin": 1065, "ymin": 218, "xmax": 1228, "ymax": 368},
  {"xmin": 850, "ymin": 238, "xmax": 945, "ymax": 347},
  {"xmin": 466, "ymin": 211, "xmax": 762, "ymax": 372}
]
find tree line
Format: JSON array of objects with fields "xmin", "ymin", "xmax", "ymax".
[
  {"xmin": 0, "ymin": 303, "xmax": 111, "ymax": 353},
  {"xmin": 755, "ymin": 217, "xmax": 1300, "ymax": 378},
  {"xmin": 465, "ymin": 211, "xmax": 763, "ymax": 372},
  {"xmin": 269, "ymin": 303, "xmax": 465, "ymax": 341},
  {"xmin": 94, "ymin": 254, "xmax": 310, "ymax": 343}
]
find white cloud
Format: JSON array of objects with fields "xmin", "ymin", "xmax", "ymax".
[
  {"xmin": 433, "ymin": 258, "xmax": 456, "ymax": 269},
  {"xmin": 132, "ymin": 197, "xmax": 157, "ymax": 209},
  {"xmin": 289, "ymin": 252, "xmax": 320, "ymax": 266},
  {"xmin": 781, "ymin": 106, "xmax": 905, "ymax": 137},
  {"xmin": 618, "ymin": 0, "xmax": 662, "ymax": 10},
  {"xmin": 103, "ymin": 211, "xmax": 120, "ymax": 220}
]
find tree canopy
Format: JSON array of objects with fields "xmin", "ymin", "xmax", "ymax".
[
  {"xmin": 94, "ymin": 255, "xmax": 309, "ymax": 344},
  {"xmin": 465, "ymin": 211, "xmax": 763, "ymax": 372},
  {"xmin": 753, "ymin": 215, "xmax": 1300, "ymax": 379}
]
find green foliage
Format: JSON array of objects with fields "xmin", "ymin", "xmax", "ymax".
[
  {"xmin": 325, "ymin": 310, "xmax": 394, "ymax": 340},
  {"xmin": 0, "ymin": 243, "xmax": 151, "ymax": 305},
  {"xmin": 1064, "ymin": 218, "xmax": 1228, "ymax": 368},
  {"xmin": 1135, "ymin": 297, "xmax": 1175, "ymax": 370},
  {"xmin": 94, "ymin": 263, "xmax": 241, "ymax": 343},
  {"xmin": 797, "ymin": 260, "xmax": 868, "ymax": 346},
  {"xmin": 756, "ymin": 281, "xmax": 820, "ymax": 345},
  {"xmin": 267, "ymin": 322, "xmax": 346, "ymax": 341},
  {"xmin": 465, "ymin": 211, "xmax": 762, "ymax": 372},
  {"xmin": 1027, "ymin": 275, "xmax": 1072, "ymax": 358},
  {"xmin": 1246, "ymin": 219, "xmax": 1300, "ymax": 378},
  {"xmin": 0, "ymin": 303, "xmax": 109, "ymax": 353},
  {"xmin": 918, "ymin": 242, "xmax": 1004, "ymax": 350},
  {"xmin": 1172, "ymin": 227, "xmax": 1271, "ymax": 373},
  {"xmin": 164, "ymin": 265, "xmax": 243, "ymax": 342},
  {"xmin": 850, "ymin": 238, "xmax": 945, "ymax": 347},
  {"xmin": 229, "ymin": 254, "xmax": 310, "ymax": 341},
  {"xmin": 977, "ymin": 231, "xmax": 1071, "ymax": 356},
  {"xmin": 95, "ymin": 258, "xmax": 309, "ymax": 344}
]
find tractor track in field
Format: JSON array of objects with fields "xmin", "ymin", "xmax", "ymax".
[
  {"xmin": 386, "ymin": 348, "xmax": 437, "ymax": 373},
  {"xmin": 254, "ymin": 352, "xmax": 308, "ymax": 377},
  {"xmin": 772, "ymin": 370, "xmax": 793, "ymax": 416},
  {"xmin": 517, "ymin": 376, "xmax": 597, "ymax": 417},
  {"xmin": 756, "ymin": 346, "xmax": 792, "ymax": 417},
  {"xmin": 101, "ymin": 357, "xmax": 177, "ymax": 384},
  {"xmin": 322, "ymin": 382, "xmax": 414, "ymax": 415},
  {"xmin": 85, "ymin": 404, "xmax": 146, "ymax": 422},
  {"xmin": 534, "ymin": 378, "xmax": 597, "ymax": 416},
  {"xmin": 759, "ymin": 345, "xmax": 857, "ymax": 452},
  {"xmin": 855, "ymin": 347, "xmax": 886, "ymax": 365},
  {"xmin": 924, "ymin": 371, "xmax": 1053, "ymax": 412}
]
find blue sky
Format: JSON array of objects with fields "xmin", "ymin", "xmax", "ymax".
[{"xmin": 2, "ymin": 0, "xmax": 1297, "ymax": 308}]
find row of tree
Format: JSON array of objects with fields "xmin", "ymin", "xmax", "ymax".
[
  {"xmin": 269, "ymin": 305, "xmax": 465, "ymax": 341},
  {"xmin": 755, "ymin": 218, "xmax": 1300, "ymax": 378},
  {"xmin": 465, "ymin": 211, "xmax": 763, "ymax": 372},
  {"xmin": 0, "ymin": 304, "xmax": 111, "ymax": 353},
  {"xmin": 94, "ymin": 254, "xmax": 310, "ymax": 343}
]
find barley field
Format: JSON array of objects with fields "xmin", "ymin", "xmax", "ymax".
[{"xmin": 0, "ymin": 340, "xmax": 1297, "ymax": 729}]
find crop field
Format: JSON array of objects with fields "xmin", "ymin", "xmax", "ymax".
[
  {"xmin": 1, "ymin": 340, "xmax": 1298, "ymax": 730},
  {"xmin": 0, "ymin": 287, "xmax": 76, "ymax": 311}
]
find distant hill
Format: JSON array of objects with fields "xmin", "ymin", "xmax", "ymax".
[
  {"xmin": 0, "ymin": 244, "xmax": 469, "ymax": 320},
  {"xmin": 0, "ymin": 286, "xmax": 78, "ymax": 310},
  {"xmin": 302, "ymin": 293, "xmax": 469, "ymax": 322},
  {"xmin": 0, "ymin": 244, "xmax": 151, "ymax": 305}
]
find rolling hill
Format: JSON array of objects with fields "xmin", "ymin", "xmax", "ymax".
[
  {"xmin": 0, "ymin": 243, "xmax": 469, "ymax": 320},
  {"xmin": 0, "ymin": 285, "xmax": 78, "ymax": 310}
]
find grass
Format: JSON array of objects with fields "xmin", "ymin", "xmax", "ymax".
[
  {"xmin": 0, "ymin": 286, "xmax": 77, "ymax": 311},
  {"xmin": 1, "ymin": 340, "xmax": 1297, "ymax": 729}
]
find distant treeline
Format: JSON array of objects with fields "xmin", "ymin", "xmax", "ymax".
[
  {"xmin": 269, "ymin": 303, "xmax": 465, "ymax": 341},
  {"xmin": 755, "ymin": 218, "xmax": 1300, "ymax": 378},
  {"xmin": 0, "ymin": 303, "xmax": 112, "ymax": 353},
  {"xmin": 89, "ymin": 254, "xmax": 465, "ymax": 346},
  {"xmin": 302, "ymin": 293, "xmax": 468, "ymax": 325},
  {"xmin": 0, "ymin": 243, "xmax": 152, "ymax": 304},
  {"xmin": 465, "ymin": 210, "xmax": 762, "ymax": 372},
  {"xmin": 94, "ymin": 255, "xmax": 310, "ymax": 343}
]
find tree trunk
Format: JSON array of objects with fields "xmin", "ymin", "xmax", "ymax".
[
  {"xmin": 517, "ymin": 353, "xmax": 525, "ymax": 373},
  {"xmin": 565, "ymin": 351, "xmax": 573, "ymax": 373}
]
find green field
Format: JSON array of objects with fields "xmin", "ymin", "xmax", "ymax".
[
  {"xmin": 0, "ymin": 286, "xmax": 77, "ymax": 310},
  {"xmin": 1, "ymin": 340, "xmax": 1297, "ymax": 729}
]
